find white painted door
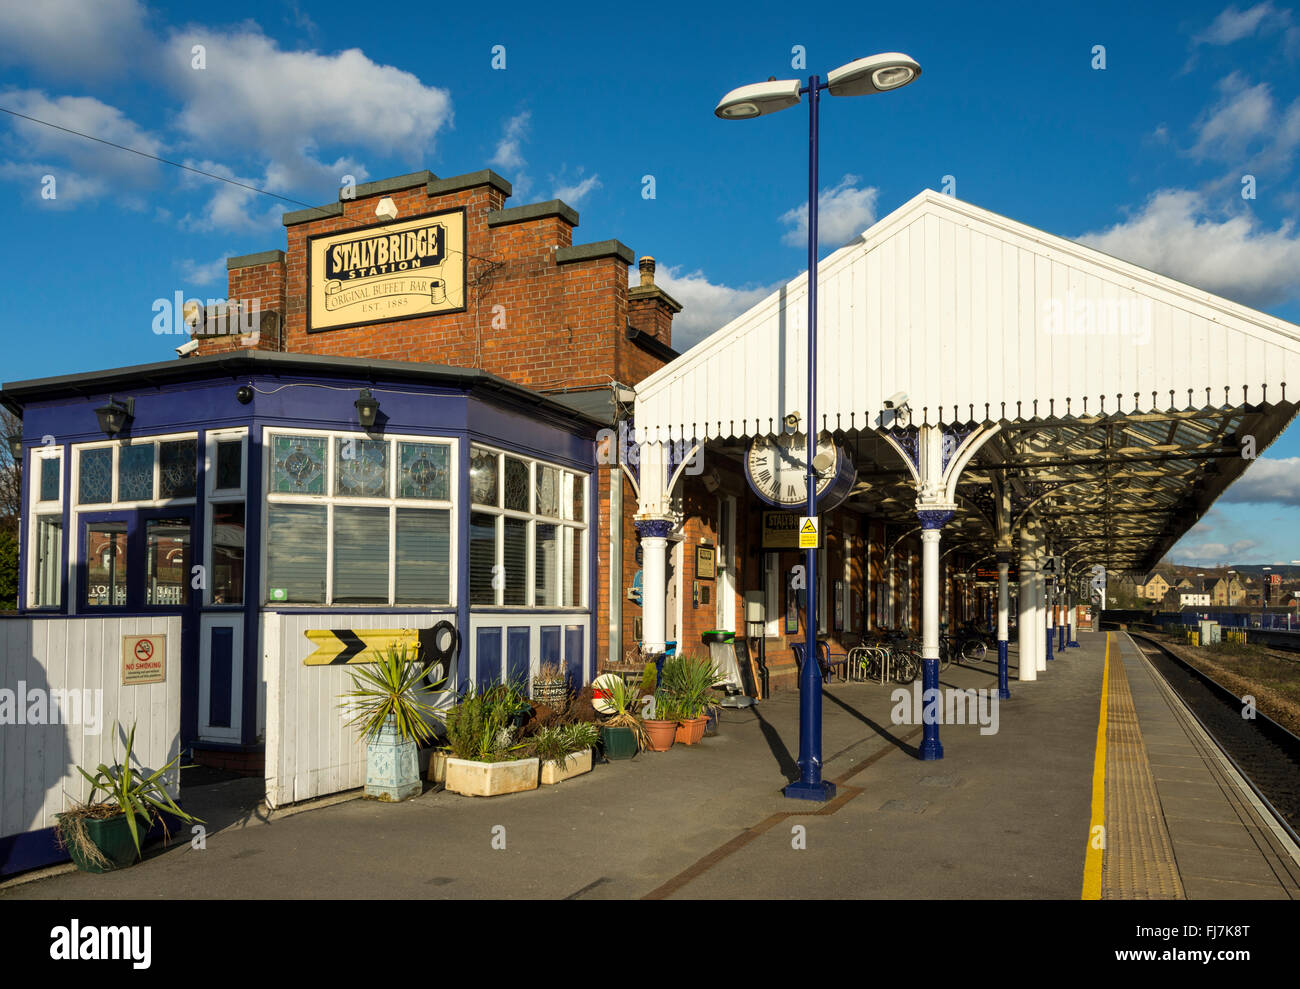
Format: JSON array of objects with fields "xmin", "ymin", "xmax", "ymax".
[{"xmin": 199, "ymin": 614, "xmax": 243, "ymax": 741}]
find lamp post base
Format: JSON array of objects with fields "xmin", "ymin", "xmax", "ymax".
[{"xmin": 784, "ymin": 779, "xmax": 837, "ymax": 802}]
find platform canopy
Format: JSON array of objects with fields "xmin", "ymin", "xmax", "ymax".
[{"xmin": 634, "ymin": 190, "xmax": 1300, "ymax": 572}]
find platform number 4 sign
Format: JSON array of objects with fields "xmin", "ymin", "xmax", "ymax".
[{"xmin": 1041, "ymin": 556, "xmax": 1063, "ymax": 574}]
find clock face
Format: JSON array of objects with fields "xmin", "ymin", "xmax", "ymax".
[{"xmin": 745, "ymin": 432, "xmax": 839, "ymax": 507}]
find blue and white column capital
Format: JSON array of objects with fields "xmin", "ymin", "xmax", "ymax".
[{"xmin": 917, "ymin": 507, "xmax": 957, "ymax": 530}]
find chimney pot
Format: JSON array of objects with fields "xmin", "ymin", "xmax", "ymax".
[{"xmin": 638, "ymin": 255, "xmax": 656, "ymax": 287}]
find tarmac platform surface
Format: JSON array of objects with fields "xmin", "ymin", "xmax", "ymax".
[{"xmin": 3, "ymin": 629, "xmax": 1296, "ymax": 899}]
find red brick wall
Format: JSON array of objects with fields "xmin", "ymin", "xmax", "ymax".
[{"xmin": 198, "ymin": 177, "xmax": 676, "ymax": 396}]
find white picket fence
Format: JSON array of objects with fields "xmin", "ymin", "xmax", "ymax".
[
  {"xmin": 263, "ymin": 612, "xmax": 455, "ymax": 808},
  {"xmin": 0, "ymin": 615, "xmax": 182, "ymax": 845}
]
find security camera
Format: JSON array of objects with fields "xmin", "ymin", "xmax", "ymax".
[
  {"xmin": 375, "ymin": 197, "xmax": 398, "ymax": 222},
  {"xmin": 883, "ymin": 391, "xmax": 908, "ymax": 410},
  {"xmin": 175, "ymin": 339, "xmax": 199, "ymax": 358}
]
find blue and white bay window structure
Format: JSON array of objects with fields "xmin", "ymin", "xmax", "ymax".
[{"xmin": 1, "ymin": 352, "xmax": 600, "ymax": 757}]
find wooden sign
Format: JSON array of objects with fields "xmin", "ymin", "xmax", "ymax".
[
  {"xmin": 122, "ymin": 635, "xmax": 166, "ymax": 685},
  {"xmin": 307, "ymin": 208, "xmax": 467, "ymax": 332},
  {"xmin": 305, "ymin": 628, "xmax": 422, "ymax": 666}
]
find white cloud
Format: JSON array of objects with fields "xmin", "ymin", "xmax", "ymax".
[
  {"xmin": 0, "ymin": 0, "xmax": 148, "ymax": 78},
  {"xmin": 553, "ymin": 171, "xmax": 601, "ymax": 206},
  {"xmin": 1078, "ymin": 189, "xmax": 1300, "ymax": 308},
  {"xmin": 780, "ymin": 174, "xmax": 878, "ymax": 248},
  {"xmin": 0, "ymin": 90, "xmax": 163, "ymax": 208},
  {"xmin": 178, "ymin": 159, "xmax": 285, "ymax": 233},
  {"xmin": 179, "ymin": 253, "xmax": 234, "ymax": 286},
  {"xmin": 1189, "ymin": 74, "xmax": 1275, "ymax": 161},
  {"xmin": 162, "ymin": 27, "xmax": 452, "ymax": 222},
  {"xmin": 1192, "ymin": 2, "xmax": 1281, "ymax": 46},
  {"xmin": 639, "ymin": 264, "xmax": 783, "ymax": 352},
  {"xmin": 1219, "ymin": 456, "xmax": 1300, "ymax": 505},
  {"xmin": 491, "ymin": 111, "xmax": 529, "ymax": 171}
]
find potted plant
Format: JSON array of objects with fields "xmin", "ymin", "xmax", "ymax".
[
  {"xmin": 443, "ymin": 682, "xmax": 540, "ymax": 796},
  {"xmin": 531, "ymin": 662, "xmax": 569, "ymax": 711},
  {"xmin": 641, "ymin": 690, "xmax": 680, "ymax": 752},
  {"xmin": 531, "ymin": 722, "xmax": 600, "ymax": 784},
  {"xmin": 592, "ymin": 674, "xmax": 646, "ymax": 759},
  {"xmin": 340, "ymin": 642, "xmax": 447, "ymax": 801},
  {"xmin": 55, "ymin": 722, "xmax": 203, "ymax": 873},
  {"xmin": 663, "ymin": 654, "xmax": 726, "ymax": 746}
]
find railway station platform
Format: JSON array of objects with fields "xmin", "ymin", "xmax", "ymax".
[{"xmin": 2, "ymin": 630, "xmax": 1296, "ymax": 899}]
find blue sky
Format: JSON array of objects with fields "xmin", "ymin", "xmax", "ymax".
[{"xmin": 1, "ymin": 0, "xmax": 1298, "ymax": 567}]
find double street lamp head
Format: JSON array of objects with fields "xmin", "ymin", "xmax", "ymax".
[{"xmin": 715, "ymin": 52, "xmax": 921, "ymax": 118}]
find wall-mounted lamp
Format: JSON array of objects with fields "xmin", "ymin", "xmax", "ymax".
[
  {"xmin": 354, "ymin": 389, "xmax": 380, "ymax": 429},
  {"xmin": 5, "ymin": 433, "xmax": 22, "ymax": 459},
  {"xmin": 94, "ymin": 396, "xmax": 135, "ymax": 437}
]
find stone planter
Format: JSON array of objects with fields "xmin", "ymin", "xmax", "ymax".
[
  {"xmin": 445, "ymin": 757, "xmax": 540, "ymax": 797},
  {"xmin": 428, "ymin": 749, "xmax": 448, "ymax": 784},
  {"xmin": 539, "ymin": 748, "xmax": 593, "ymax": 784},
  {"xmin": 365, "ymin": 717, "xmax": 422, "ymax": 801}
]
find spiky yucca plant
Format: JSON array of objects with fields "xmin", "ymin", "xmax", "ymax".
[{"xmin": 339, "ymin": 642, "xmax": 447, "ymax": 746}]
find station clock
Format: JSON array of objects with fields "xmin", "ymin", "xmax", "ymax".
[{"xmin": 744, "ymin": 431, "xmax": 856, "ymax": 512}]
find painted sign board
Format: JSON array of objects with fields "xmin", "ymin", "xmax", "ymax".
[
  {"xmin": 762, "ymin": 512, "xmax": 823, "ymax": 549},
  {"xmin": 305, "ymin": 628, "xmax": 422, "ymax": 666},
  {"xmin": 695, "ymin": 545, "xmax": 716, "ymax": 580},
  {"xmin": 307, "ymin": 207, "xmax": 467, "ymax": 332},
  {"xmin": 121, "ymin": 635, "xmax": 166, "ymax": 685}
]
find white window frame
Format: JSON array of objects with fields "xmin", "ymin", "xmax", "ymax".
[
  {"xmin": 25, "ymin": 445, "xmax": 65, "ymax": 609},
  {"xmin": 468, "ymin": 441, "xmax": 588, "ymax": 610},
  {"xmin": 204, "ymin": 428, "xmax": 248, "ymax": 608},
  {"xmin": 263, "ymin": 427, "xmax": 458, "ymax": 608},
  {"xmin": 71, "ymin": 431, "xmax": 201, "ymax": 510}
]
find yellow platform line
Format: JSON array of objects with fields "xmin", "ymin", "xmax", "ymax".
[{"xmin": 1082, "ymin": 632, "xmax": 1110, "ymax": 900}]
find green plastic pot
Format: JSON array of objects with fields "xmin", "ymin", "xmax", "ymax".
[
  {"xmin": 600, "ymin": 725, "xmax": 637, "ymax": 761},
  {"xmin": 59, "ymin": 812, "xmax": 142, "ymax": 873}
]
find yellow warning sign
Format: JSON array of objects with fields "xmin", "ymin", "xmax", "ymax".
[{"xmin": 798, "ymin": 516, "xmax": 819, "ymax": 549}]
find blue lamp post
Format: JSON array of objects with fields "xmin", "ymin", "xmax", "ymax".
[{"xmin": 715, "ymin": 52, "xmax": 922, "ymax": 801}]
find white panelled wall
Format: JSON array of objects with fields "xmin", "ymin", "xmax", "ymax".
[
  {"xmin": 635, "ymin": 190, "xmax": 1300, "ymax": 441},
  {"xmin": 0, "ymin": 616, "xmax": 182, "ymax": 847}
]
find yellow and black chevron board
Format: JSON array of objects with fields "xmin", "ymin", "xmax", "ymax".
[{"xmin": 303, "ymin": 628, "xmax": 422, "ymax": 666}]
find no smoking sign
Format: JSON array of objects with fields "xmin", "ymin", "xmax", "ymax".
[{"xmin": 122, "ymin": 634, "xmax": 166, "ymax": 685}]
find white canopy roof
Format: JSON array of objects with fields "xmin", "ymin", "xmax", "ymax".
[{"xmin": 634, "ymin": 189, "xmax": 1300, "ymax": 442}]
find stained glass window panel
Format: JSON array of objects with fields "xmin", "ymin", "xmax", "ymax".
[
  {"xmin": 566, "ymin": 473, "xmax": 585, "ymax": 523},
  {"xmin": 398, "ymin": 442, "xmax": 450, "ymax": 500},
  {"xmin": 470, "ymin": 447, "xmax": 498, "ymax": 506},
  {"xmin": 118, "ymin": 444, "xmax": 154, "ymax": 501},
  {"xmin": 160, "ymin": 440, "xmax": 197, "ymax": 498},
  {"xmin": 78, "ymin": 449, "xmax": 113, "ymax": 504},
  {"xmin": 335, "ymin": 438, "xmax": 389, "ymax": 497},
  {"xmin": 536, "ymin": 465, "xmax": 558, "ymax": 517},
  {"xmin": 504, "ymin": 457, "xmax": 529, "ymax": 512},
  {"xmin": 38, "ymin": 457, "xmax": 60, "ymax": 502},
  {"xmin": 271, "ymin": 435, "xmax": 326, "ymax": 494}
]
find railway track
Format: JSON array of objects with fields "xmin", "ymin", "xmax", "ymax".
[{"xmin": 1128, "ymin": 631, "xmax": 1300, "ymax": 840}]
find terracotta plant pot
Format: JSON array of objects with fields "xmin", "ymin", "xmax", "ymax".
[
  {"xmin": 642, "ymin": 719, "xmax": 677, "ymax": 752},
  {"xmin": 675, "ymin": 717, "xmax": 707, "ymax": 746}
]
